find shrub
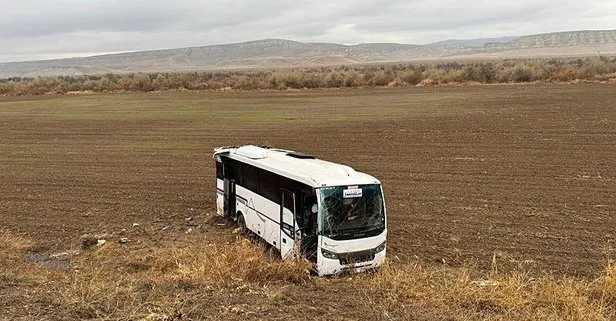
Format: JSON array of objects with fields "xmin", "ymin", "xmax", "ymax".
[
  {"xmin": 370, "ymin": 70, "xmax": 394, "ymax": 86},
  {"xmin": 578, "ymin": 57, "xmax": 611, "ymax": 79},
  {"xmin": 399, "ymin": 68, "xmax": 424, "ymax": 85},
  {"xmin": 324, "ymin": 70, "xmax": 344, "ymax": 87}
]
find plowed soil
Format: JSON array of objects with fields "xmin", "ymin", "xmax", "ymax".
[{"xmin": 1, "ymin": 84, "xmax": 616, "ymax": 277}]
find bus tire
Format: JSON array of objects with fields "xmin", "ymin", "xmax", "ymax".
[{"xmin": 237, "ymin": 213, "xmax": 248, "ymax": 236}]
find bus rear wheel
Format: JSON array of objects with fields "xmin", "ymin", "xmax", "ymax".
[{"xmin": 237, "ymin": 214, "xmax": 248, "ymax": 236}]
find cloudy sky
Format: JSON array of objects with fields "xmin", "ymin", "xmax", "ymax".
[{"xmin": 1, "ymin": 0, "xmax": 615, "ymax": 62}]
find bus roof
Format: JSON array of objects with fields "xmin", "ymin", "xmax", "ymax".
[{"xmin": 213, "ymin": 145, "xmax": 381, "ymax": 188}]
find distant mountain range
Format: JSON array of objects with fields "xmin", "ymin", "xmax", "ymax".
[
  {"xmin": 428, "ymin": 36, "xmax": 519, "ymax": 47},
  {"xmin": 2, "ymin": 29, "xmax": 616, "ymax": 78}
]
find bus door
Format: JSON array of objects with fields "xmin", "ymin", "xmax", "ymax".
[
  {"xmin": 223, "ymin": 178, "xmax": 236, "ymax": 217},
  {"xmin": 280, "ymin": 190, "xmax": 296, "ymax": 259},
  {"xmin": 300, "ymin": 191, "xmax": 318, "ymax": 263},
  {"xmin": 223, "ymin": 163, "xmax": 236, "ymax": 217}
]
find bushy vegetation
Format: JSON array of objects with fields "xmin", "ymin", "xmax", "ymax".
[{"xmin": 1, "ymin": 57, "xmax": 616, "ymax": 96}]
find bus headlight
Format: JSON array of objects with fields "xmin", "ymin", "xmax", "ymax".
[
  {"xmin": 375, "ymin": 241, "xmax": 386, "ymax": 253},
  {"xmin": 321, "ymin": 248, "xmax": 338, "ymax": 259}
]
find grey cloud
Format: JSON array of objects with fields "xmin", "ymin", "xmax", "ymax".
[
  {"xmin": 0, "ymin": 0, "xmax": 615, "ymax": 62},
  {"xmin": 352, "ymin": 1, "xmax": 556, "ymax": 32},
  {"xmin": 0, "ymin": 0, "xmax": 299, "ymax": 37}
]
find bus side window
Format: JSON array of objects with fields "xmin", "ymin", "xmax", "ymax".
[
  {"xmin": 259, "ymin": 170, "xmax": 279, "ymax": 203},
  {"xmin": 281, "ymin": 191, "xmax": 295, "ymax": 236},
  {"xmin": 238, "ymin": 163, "xmax": 258, "ymax": 193},
  {"xmin": 222, "ymin": 159, "xmax": 235, "ymax": 180}
]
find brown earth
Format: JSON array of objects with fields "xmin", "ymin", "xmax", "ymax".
[
  {"xmin": 1, "ymin": 84, "xmax": 615, "ymax": 276},
  {"xmin": 1, "ymin": 84, "xmax": 616, "ymax": 320}
]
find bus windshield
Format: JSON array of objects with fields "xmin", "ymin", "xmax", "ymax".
[{"xmin": 317, "ymin": 184, "xmax": 385, "ymax": 239}]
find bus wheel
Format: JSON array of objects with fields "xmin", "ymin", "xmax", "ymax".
[{"xmin": 237, "ymin": 214, "xmax": 248, "ymax": 236}]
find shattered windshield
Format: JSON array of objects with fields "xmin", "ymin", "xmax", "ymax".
[{"xmin": 317, "ymin": 184, "xmax": 385, "ymax": 238}]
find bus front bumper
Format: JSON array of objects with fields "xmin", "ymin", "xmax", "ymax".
[{"xmin": 317, "ymin": 248, "xmax": 386, "ymax": 276}]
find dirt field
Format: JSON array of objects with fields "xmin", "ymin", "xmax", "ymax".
[{"xmin": 1, "ymin": 84, "xmax": 616, "ymax": 319}]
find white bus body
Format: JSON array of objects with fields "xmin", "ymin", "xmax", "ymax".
[{"xmin": 214, "ymin": 145, "xmax": 387, "ymax": 276}]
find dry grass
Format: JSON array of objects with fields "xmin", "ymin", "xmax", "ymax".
[
  {"xmin": 57, "ymin": 240, "xmax": 311, "ymax": 319},
  {"xmin": 0, "ymin": 231, "xmax": 311, "ymax": 320},
  {"xmin": 360, "ymin": 260, "xmax": 616, "ymax": 320},
  {"xmin": 0, "ymin": 230, "xmax": 32, "ymax": 253},
  {"xmin": 2, "ymin": 229, "xmax": 616, "ymax": 320}
]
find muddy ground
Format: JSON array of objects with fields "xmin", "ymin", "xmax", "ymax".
[{"xmin": 1, "ymin": 84, "xmax": 615, "ymax": 277}]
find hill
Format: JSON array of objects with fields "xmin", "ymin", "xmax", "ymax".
[
  {"xmin": 454, "ymin": 29, "xmax": 616, "ymax": 58},
  {"xmin": 1, "ymin": 29, "xmax": 616, "ymax": 77},
  {"xmin": 429, "ymin": 36, "xmax": 518, "ymax": 47}
]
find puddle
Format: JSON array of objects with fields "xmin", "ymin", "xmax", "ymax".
[{"xmin": 23, "ymin": 251, "xmax": 70, "ymax": 269}]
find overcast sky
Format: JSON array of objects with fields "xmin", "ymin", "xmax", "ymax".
[{"xmin": 1, "ymin": 0, "xmax": 615, "ymax": 62}]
